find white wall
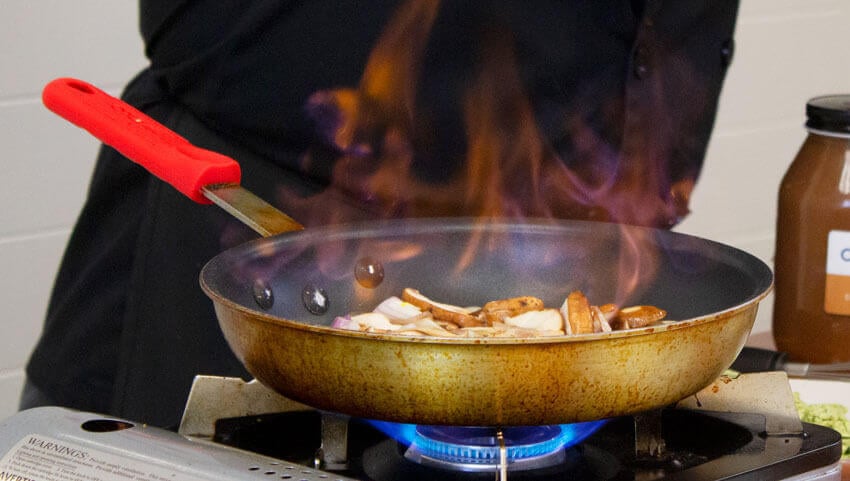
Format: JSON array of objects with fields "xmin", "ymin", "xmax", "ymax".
[
  {"xmin": 0, "ymin": 2, "xmax": 146, "ymax": 417},
  {"xmin": 1, "ymin": 1, "xmax": 848, "ymax": 420},
  {"xmin": 676, "ymin": 0, "xmax": 850, "ymax": 336}
]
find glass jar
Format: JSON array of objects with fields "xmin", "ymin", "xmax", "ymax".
[{"xmin": 773, "ymin": 95, "xmax": 850, "ymax": 363}]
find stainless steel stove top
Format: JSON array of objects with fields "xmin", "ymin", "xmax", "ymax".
[{"xmin": 0, "ymin": 372, "xmax": 842, "ymax": 481}]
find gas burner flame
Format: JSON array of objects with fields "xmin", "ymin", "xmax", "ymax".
[{"xmin": 366, "ymin": 419, "xmax": 607, "ymax": 471}]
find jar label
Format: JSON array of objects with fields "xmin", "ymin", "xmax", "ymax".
[{"xmin": 824, "ymin": 230, "xmax": 850, "ymax": 314}]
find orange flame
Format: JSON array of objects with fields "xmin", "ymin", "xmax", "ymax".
[{"xmin": 285, "ymin": 0, "xmax": 700, "ymax": 305}]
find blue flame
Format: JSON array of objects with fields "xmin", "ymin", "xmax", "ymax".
[
  {"xmin": 366, "ymin": 419, "xmax": 608, "ymax": 460},
  {"xmin": 367, "ymin": 420, "xmax": 420, "ymax": 446}
]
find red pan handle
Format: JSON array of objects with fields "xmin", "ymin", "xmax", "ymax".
[{"xmin": 42, "ymin": 77, "xmax": 241, "ymax": 204}]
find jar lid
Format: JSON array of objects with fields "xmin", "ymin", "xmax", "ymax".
[{"xmin": 806, "ymin": 95, "xmax": 850, "ymax": 133}]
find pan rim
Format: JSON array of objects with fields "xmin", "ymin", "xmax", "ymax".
[{"xmin": 200, "ymin": 218, "xmax": 773, "ymax": 346}]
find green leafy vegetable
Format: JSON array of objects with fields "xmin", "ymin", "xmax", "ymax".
[{"xmin": 795, "ymin": 392, "xmax": 850, "ymax": 459}]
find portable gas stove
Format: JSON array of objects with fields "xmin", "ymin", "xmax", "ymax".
[{"xmin": 0, "ymin": 372, "xmax": 842, "ymax": 481}]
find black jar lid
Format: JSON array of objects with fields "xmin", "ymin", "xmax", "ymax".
[{"xmin": 806, "ymin": 95, "xmax": 850, "ymax": 133}]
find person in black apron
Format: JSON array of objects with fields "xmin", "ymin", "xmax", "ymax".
[{"xmin": 21, "ymin": 0, "xmax": 740, "ymax": 428}]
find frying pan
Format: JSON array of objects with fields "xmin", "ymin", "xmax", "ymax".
[{"xmin": 42, "ymin": 78, "xmax": 773, "ymax": 426}]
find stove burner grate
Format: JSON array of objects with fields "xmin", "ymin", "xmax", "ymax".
[{"xmin": 177, "ymin": 374, "xmax": 844, "ymax": 480}]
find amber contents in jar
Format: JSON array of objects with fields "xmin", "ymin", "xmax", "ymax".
[{"xmin": 773, "ymin": 95, "xmax": 850, "ymax": 363}]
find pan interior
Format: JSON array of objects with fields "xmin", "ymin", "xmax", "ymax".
[{"xmin": 200, "ymin": 218, "xmax": 772, "ymax": 331}]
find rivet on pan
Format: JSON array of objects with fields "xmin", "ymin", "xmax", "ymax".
[
  {"xmin": 354, "ymin": 257, "xmax": 385, "ymax": 289},
  {"xmin": 252, "ymin": 279, "xmax": 274, "ymax": 310},
  {"xmin": 302, "ymin": 284, "xmax": 330, "ymax": 315}
]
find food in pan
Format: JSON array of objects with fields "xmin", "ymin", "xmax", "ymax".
[{"xmin": 332, "ymin": 288, "xmax": 668, "ymax": 338}]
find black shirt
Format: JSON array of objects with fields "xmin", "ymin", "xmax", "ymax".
[{"xmin": 25, "ymin": 0, "xmax": 739, "ymax": 427}]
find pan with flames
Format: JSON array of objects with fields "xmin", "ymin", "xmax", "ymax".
[{"xmin": 42, "ymin": 77, "xmax": 772, "ymax": 426}]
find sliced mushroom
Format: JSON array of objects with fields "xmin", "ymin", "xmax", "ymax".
[
  {"xmin": 598, "ymin": 303, "xmax": 618, "ymax": 322},
  {"xmin": 566, "ymin": 291, "xmax": 594, "ymax": 334},
  {"xmin": 401, "ymin": 288, "xmax": 483, "ymax": 327},
  {"xmin": 481, "ymin": 296, "xmax": 545, "ymax": 325},
  {"xmin": 617, "ymin": 305, "xmax": 667, "ymax": 328}
]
